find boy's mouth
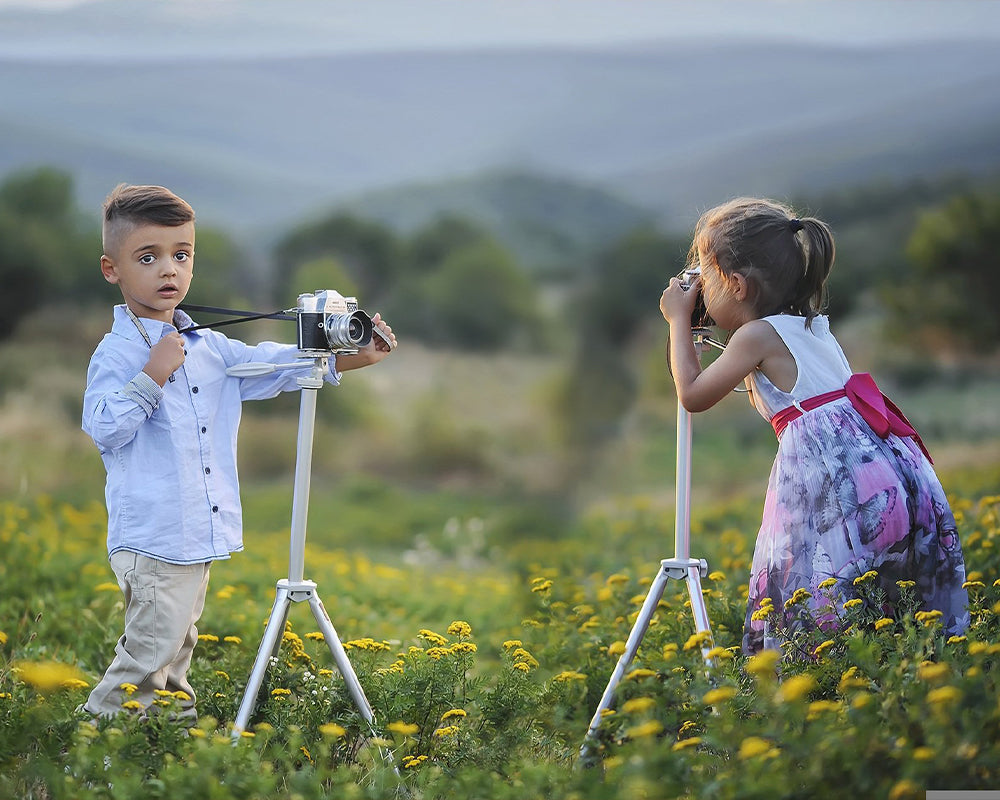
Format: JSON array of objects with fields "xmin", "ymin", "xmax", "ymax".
[{"xmin": 157, "ymin": 284, "xmax": 178, "ymax": 297}]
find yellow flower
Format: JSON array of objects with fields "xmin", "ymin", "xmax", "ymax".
[
  {"xmin": 896, "ymin": 580, "xmax": 916, "ymax": 590},
  {"xmin": 449, "ymin": 642, "xmax": 477, "ymax": 655},
  {"xmin": 627, "ymin": 720, "xmax": 663, "ymax": 739},
  {"xmin": 433, "ymin": 725, "xmax": 459, "ymax": 738},
  {"xmin": 706, "ymin": 646, "xmax": 734, "ymax": 660},
  {"xmin": 968, "ymin": 641, "xmax": 988, "ymax": 655},
  {"xmin": 14, "ymin": 660, "xmax": 87, "ymax": 692},
  {"xmin": 223, "ymin": 636, "xmax": 241, "ymax": 645},
  {"xmin": 172, "ymin": 690, "xmax": 191, "ymax": 701},
  {"xmin": 387, "ymin": 721, "xmax": 419, "ymax": 737},
  {"xmin": 683, "ymin": 630, "xmax": 713, "ymax": 651},
  {"xmin": 913, "ymin": 746, "xmax": 935, "ymax": 761},
  {"xmin": 197, "ymin": 634, "xmax": 220, "ymax": 643},
  {"xmin": 0, "ymin": 631, "xmax": 7, "ymax": 646},
  {"xmin": 319, "ymin": 723, "xmax": 346, "ymax": 739},
  {"xmin": 530, "ymin": 579, "xmax": 553, "ymax": 593},
  {"xmin": 738, "ymin": 736, "xmax": 776, "ymax": 760},
  {"xmin": 121, "ymin": 700, "xmax": 143, "ymax": 711},
  {"xmin": 702, "ymin": 687, "xmax": 737, "ymax": 705},
  {"xmin": 607, "ymin": 641, "xmax": 626, "ymax": 657},
  {"xmin": 254, "ymin": 723, "xmax": 274, "ymax": 733},
  {"xmin": 806, "ymin": 700, "xmax": 841, "ymax": 720},
  {"xmin": 708, "ymin": 571, "xmax": 726, "ymax": 582},
  {"xmin": 214, "ymin": 671, "xmax": 230, "ymax": 681},
  {"xmin": 626, "ymin": 668, "xmax": 656, "ymax": 681},
  {"xmin": 917, "ymin": 662, "xmax": 949, "ymax": 683},
  {"xmin": 605, "ymin": 573, "xmax": 630, "ymax": 586},
  {"xmin": 120, "ymin": 682, "xmax": 138, "ymax": 695},
  {"xmin": 947, "ymin": 635, "xmax": 967, "ymax": 645},
  {"xmin": 447, "ymin": 620, "xmax": 472, "ymax": 638},
  {"xmin": 776, "ymin": 674, "xmax": 815, "ymax": 703},
  {"xmin": 621, "ymin": 697, "xmax": 657, "ymax": 714},
  {"xmin": 874, "ymin": 618, "xmax": 894, "ymax": 631},
  {"xmin": 745, "ymin": 650, "xmax": 780, "ymax": 677},
  {"xmin": 417, "ymin": 629, "xmax": 448, "ymax": 647},
  {"xmin": 926, "ymin": 686, "xmax": 963, "ymax": 706},
  {"xmin": 888, "ymin": 779, "xmax": 923, "ymax": 800},
  {"xmin": 502, "ymin": 640, "xmax": 523, "ymax": 650},
  {"xmin": 154, "ymin": 689, "xmax": 174, "ymax": 697},
  {"xmin": 552, "ymin": 670, "xmax": 587, "ymax": 682},
  {"xmin": 962, "ymin": 580, "xmax": 985, "ymax": 590},
  {"xmin": 271, "ymin": 688, "xmax": 291, "ymax": 697},
  {"xmin": 240, "ymin": 731, "xmax": 255, "ymax": 738},
  {"xmin": 853, "ymin": 570, "xmax": 878, "ymax": 585},
  {"xmin": 843, "ymin": 598, "xmax": 864, "ymax": 610},
  {"xmin": 402, "ymin": 754, "xmax": 428, "ymax": 769},
  {"xmin": 818, "ymin": 577, "xmax": 838, "ymax": 590},
  {"xmin": 672, "ymin": 737, "xmax": 701, "ymax": 751},
  {"xmin": 94, "ymin": 582, "xmax": 120, "ymax": 592},
  {"xmin": 441, "ymin": 708, "xmax": 467, "ymax": 721},
  {"xmin": 813, "ymin": 640, "xmax": 835, "ymax": 657},
  {"xmin": 188, "ymin": 727, "xmax": 207, "ymax": 738},
  {"xmin": 914, "ymin": 609, "xmax": 943, "ymax": 626}
]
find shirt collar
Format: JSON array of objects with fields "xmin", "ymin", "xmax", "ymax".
[{"xmin": 112, "ymin": 304, "xmax": 202, "ymax": 342}]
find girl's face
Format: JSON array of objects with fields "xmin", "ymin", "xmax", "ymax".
[{"xmin": 698, "ymin": 253, "xmax": 754, "ymax": 331}]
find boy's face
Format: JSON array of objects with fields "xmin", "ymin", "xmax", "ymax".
[{"xmin": 101, "ymin": 221, "xmax": 195, "ymax": 324}]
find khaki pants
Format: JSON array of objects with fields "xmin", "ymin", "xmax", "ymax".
[{"xmin": 84, "ymin": 551, "xmax": 211, "ymax": 719}]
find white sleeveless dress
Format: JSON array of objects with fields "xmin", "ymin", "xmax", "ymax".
[{"xmin": 742, "ymin": 314, "xmax": 968, "ymax": 654}]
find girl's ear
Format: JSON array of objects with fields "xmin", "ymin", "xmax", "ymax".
[{"xmin": 731, "ymin": 272, "xmax": 749, "ymax": 302}]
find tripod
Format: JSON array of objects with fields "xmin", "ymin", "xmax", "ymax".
[
  {"xmin": 579, "ymin": 331, "xmax": 718, "ymax": 760},
  {"xmin": 228, "ymin": 356, "xmax": 387, "ymax": 761}
]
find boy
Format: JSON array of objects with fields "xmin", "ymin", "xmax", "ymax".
[{"xmin": 81, "ymin": 184, "xmax": 395, "ymax": 719}]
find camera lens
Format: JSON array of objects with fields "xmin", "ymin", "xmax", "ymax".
[{"xmin": 324, "ymin": 311, "xmax": 373, "ymax": 351}]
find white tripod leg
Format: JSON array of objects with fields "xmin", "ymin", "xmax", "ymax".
[{"xmin": 232, "ymin": 585, "xmax": 293, "ymax": 738}]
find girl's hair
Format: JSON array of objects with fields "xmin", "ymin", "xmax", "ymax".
[
  {"xmin": 102, "ymin": 183, "xmax": 195, "ymax": 254},
  {"xmin": 689, "ymin": 197, "xmax": 835, "ymax": 324}
]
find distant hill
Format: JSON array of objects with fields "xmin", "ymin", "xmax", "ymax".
[
  {"xmin": 2, "ymin": 37, "xmax": 999, "ymax": 240},
  {"xmin": 338, "ymin": 170, "xmax": 653, "ymax": 272}
]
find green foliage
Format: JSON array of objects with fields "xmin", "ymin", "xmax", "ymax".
[
  {"xmin": 2, "ymin": 488, "xmax": 1000, "ymax": 798},
  {"xmin": 888, "ymin": 188, "xmax": 1000, "ymax": 353},
  {"xmin": 0, "ymin": 167, "xmax": 95, "ymax": 337}
]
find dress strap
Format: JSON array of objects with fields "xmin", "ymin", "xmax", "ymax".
[{"xmin": 770, "ymin": 373, "xmax": 932, "ymax": 463}]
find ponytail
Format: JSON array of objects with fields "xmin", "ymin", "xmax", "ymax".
[{"xmin": 787, "ymin": 216, "xmax": 835, "ymax": 325}]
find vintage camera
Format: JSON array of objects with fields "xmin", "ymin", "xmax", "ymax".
[
  {"xmin": 678, "ymin": 266, "xmax": 715, "ymax": 329},
  {"xmin": 295, "ymin": 290, "xmax": 375, "ymax": 354}
]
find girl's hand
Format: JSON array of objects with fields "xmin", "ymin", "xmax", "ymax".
[{"xmin": 660, "ymin": 276, "xmax": 699, "ymax": 325}]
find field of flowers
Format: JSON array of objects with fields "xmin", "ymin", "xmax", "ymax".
[{"xmin": 2, "ymin": 470, "xmax": 1000, "ymax": 799}]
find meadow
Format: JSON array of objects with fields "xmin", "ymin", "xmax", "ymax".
[{"xmin": 2, "ymin": 309, "xmax": 1000, "ymax": 799}]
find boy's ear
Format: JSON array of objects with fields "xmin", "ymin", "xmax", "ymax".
[{"xmin": 100, "ymin": 255, "xmax": 120, "ymax": 285}]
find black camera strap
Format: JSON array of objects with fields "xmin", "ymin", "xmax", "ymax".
[{"xmin": 176, "ymin": 303, "xmax": 296, "ymax": 334}]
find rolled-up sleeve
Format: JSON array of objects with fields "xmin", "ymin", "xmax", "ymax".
[{"xmin": 83, "ymin": 355, "xmax": 164, "ymax": 454}]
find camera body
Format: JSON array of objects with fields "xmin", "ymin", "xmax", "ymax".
[
  {"xmin": 296, "ymin": 290, "xmax": 374, "ymax": 355},
  {"xmin": 679, "ymin": 266, "xmax": 715, "ymax": 329}
]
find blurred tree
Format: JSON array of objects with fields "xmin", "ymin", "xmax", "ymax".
[
  {"xmin": 183, "ymin": 226, "xmax": 252, "ymax": 308},
  {"xmin": 272, "ymin": 213, "xmax": 399, "ymax": 305},
  {"xmin": 888, "ymin": 188, "xmax": 1000, "ymax": 354},
  {"xmin": 554, "ymin": 226, "xmax": 688, "ymax": 453},
  {"xmin": 404, "ymin": 215, "xmax": 492, "ymax": 276},
  {"xmin": 402, "ymin": 239, "xmax": 543, "ymax": 350},
  {"xmin": 0, "ymin": 167, "xmax": 96, "ymax": 338}
]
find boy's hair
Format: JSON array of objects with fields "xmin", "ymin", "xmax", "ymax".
[
  {"xmin": 689, "ymin": 197, "xmax": 835, "ymax": 324},
  {"xmin": 102, "ymin": 184, "xmax": 195, "ymax": 255}
]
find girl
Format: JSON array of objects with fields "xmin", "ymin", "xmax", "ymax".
[{"xmin": 660, "ymin": 197, "xmax": 968, "ymax": 655}]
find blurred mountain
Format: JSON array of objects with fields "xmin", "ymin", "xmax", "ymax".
[{"xmin": 2, "ymin": 33, "xmax": 999, "ymax": 239}]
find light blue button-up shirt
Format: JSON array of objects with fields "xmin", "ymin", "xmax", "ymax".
[{"xmin": 82, "ymin": 305, "xmax": 340, "ymax": 564}]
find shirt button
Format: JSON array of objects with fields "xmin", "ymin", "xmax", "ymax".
[
  {"xmin": 205, "ymin": 467, "xmax": 211, "ymax": 474},
  {"xmin": 212, "ymin": 505, "xmax": 219, "ymax": 513},
  {"xmin": 201, "ymin": 426, "xmax": 207, "ymax": 433},
  {"xmin": 192, "ymin": 386, "xmax": 199, "ymax": 393}
]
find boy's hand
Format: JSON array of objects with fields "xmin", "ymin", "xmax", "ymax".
[
  {"xmin": 144, "ymin": 331, "xmax": 186, "ymax": 386},
  {"xmin": 660, "ymin": 277, "xmax": 698, "ymax": 326},
  {"xmin": 335, "ymin": 313, "xmax": 396, "ymax": 371}
]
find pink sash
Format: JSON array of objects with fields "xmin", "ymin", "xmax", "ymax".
[{"xmin": 770, "ymin": 373, "xmax": 932, "ymax": 463}]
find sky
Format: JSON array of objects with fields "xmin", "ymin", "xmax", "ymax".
[{"xmin": 0, "ymin": 0, "xmax": 998, "ymax": 61}]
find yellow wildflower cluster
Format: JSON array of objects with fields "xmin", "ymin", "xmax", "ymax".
[
  {"xmin": 818, "ymin": 577, "xmax": 839, "ymax": 590},
  {"xmin": 433, "ymin": 725, "xmax": 459, "ymax": 738},
  {"xmin": 387, "ymin": 721, "xmax": 419, "ymax": 737},
  {"xmin": 343, "ymin": 638, "xmax": 391, "ymax": 653},
  {"xmin": 775, "ymin": 674, "xmax": 815, "ymax": 704},
  {"xmin": 622, "ymin": 697, "xmax": 656, "ymax": 714},
  {"xmin": 417, "ymin": 629, "xmax": 448, "ymax": 647},
  {"xmin": 914, "ymin": 609, "xmax": 943, "ymax": 627},
  {"xmin": 552, "ymin": 670, "xmax": 587, "ymax": 683},
  {"xmin": 402, "ymin": 754, "xmax": 428, "ymax": 769},
  {"xmin": 447, "ymin": 620, "xmax": 472, "ymax": 638},
  {"xmin": 739, "ymin": 736, "xmax": 780, "ymax": 760},
  {"xmin": 853, "ymin": 570, "xmax": 878, "ymax": 585},
  {"xmin": 530, "ymin": 577, "xmax": 553, "ymax": 594},
  {"xmin": 683, "ymin": 630, "xmax": 713, "ymax": 651},
  {"xmin": 843, "ymin": 598, "xmax": 864, "ymax": 610},
  {"xmin": 751, "ymin": 597, "xmax": 775, "ymax": 621},
  {"xmin": 783, "ymin": 588, "xmax": 812, "ymax": 610},
  {"xmin": 319, "ymin": 723, "xmax": 345, "ymax": 739}
]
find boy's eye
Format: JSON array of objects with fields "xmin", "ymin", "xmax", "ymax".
[
  {"xmin": 174, "ymin": 251, "xmax": 190, "ymax": 263},
  {"xmin": 138, "ymin": 253, "xmax": 155, "ymax": 265}
]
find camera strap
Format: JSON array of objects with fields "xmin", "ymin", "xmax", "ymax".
[{"xmin": 176, "ymin": 304, "xmax": 296, "ymax": 334}]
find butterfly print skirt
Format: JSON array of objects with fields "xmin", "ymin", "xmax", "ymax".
[{"xmin": 743, "ymin": 400, "xmax": 969, "ymax": 655}]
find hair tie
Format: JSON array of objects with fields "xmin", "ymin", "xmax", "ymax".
[{"xmin": 789, "ymin": 218, "xmax": 804, "ymax": 233}]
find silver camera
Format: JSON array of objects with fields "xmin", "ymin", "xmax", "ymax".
[
  {"xmin": 678, "ymin": 266, "xmax": 715, "ymax": 329},
  {"xmin": 295, "ymin": 290, "xmax": 374, "ymax": 355}
]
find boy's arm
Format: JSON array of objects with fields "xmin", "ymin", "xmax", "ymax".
[
  {"xmin": 83, "ymin": 352, "xmax": 165, "ymax": 453},
  {"xmin": 332, "ymin": 313, "xmax": 396, "ymax": 372}
]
